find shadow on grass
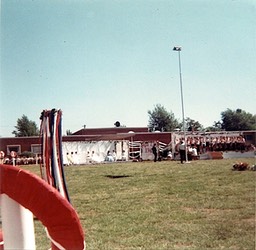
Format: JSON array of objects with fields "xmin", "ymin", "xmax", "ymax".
[{"xmin": 104, "ymin": 175, "xmax": 131, "ymax": 179}]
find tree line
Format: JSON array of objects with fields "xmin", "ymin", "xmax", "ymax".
[
  {"xmin": 147, "ymin": 104, "xmax": 255, "ymax": 132},
  {"xmin": 12, "ymin": 106, "xmax": 256, "ymax": 137}
]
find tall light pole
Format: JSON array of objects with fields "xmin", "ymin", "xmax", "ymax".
[{"xmin": 173, "ymin": 46, "xmax": 188, "ymax": 162}]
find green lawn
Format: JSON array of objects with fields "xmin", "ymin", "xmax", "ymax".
[{"xmin": 22, "ymin": 158, "xmax": 256, "ymax": 249}]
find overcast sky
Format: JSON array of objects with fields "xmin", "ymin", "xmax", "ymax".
[{"xmin": 1, "ymin": 0, "xmax": 255, "ymax": 137}]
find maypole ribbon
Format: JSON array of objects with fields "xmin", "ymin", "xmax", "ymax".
[
  {"xmin": 40, "ymin": 109, "xmax": 70, "ymax": 201},
  {"xmin": 39, "ymin": 109, "xmax": 85, "ymax": 249}
]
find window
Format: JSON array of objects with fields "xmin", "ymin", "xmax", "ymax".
[
  {"xmin": 7, "ymin": 145, "xmax": 21, "ymax": 155},
  {"xmin": 31, "ymin": 144, "xmax": 42, "ymax": 155},
  {"xmin": 244, "ymin": 135, "xmax": 253, "ymax": 141}
]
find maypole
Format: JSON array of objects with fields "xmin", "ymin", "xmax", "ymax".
[
  {"xmin": 40, "ymin": 109, "xmax": 85, "ymax": 249},
  {"xmin": 40, "ymin": 109, "xmax": 70, "ymax": 201}
]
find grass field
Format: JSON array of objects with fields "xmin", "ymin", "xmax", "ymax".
[{"xmin": 17, "ymin": 158, "xmax": 256, "ymax": 249}]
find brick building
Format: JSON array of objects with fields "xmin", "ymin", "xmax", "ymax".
[
  {"xmin": 0, "ymin": 127, "xmax": 172, "ymax": 157},
  {"xmin": 0, "ymin": 128, "xmax": 255, "ymax": 161}
]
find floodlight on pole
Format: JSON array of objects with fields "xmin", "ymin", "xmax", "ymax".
[{"xmin": 173, "ymin": 46, "xmax": 188, "ymax": 162}]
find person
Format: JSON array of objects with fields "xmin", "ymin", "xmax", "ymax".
[
  {"xmin": 105, "ymin": 151, "xmax": 114, "ymax": 162},
  {"xmin": 91, "ymin": 151, "xmax": 96, "ymax": 163},
  {"xmin": 112, "ymin": 150, "xmax": 117, "ymax": 162},
  {"xmin": 187, "ymin": 145, "xmax": 193, "ymax": 161},
  {"xmin": 86, "ymin": 151, "xmax": 91, "ymax": 164},
  {"xmin": 121, "ymin": 150, "xmax": 126, "ymax": 161},
  {"xmin": 91, "ymin": 151, "xmax": 95, "ymax": 159},
  {"xmin": 191, "ymin": 145, "xmax": 198, "ymax": 160},
  {"xmin": 167, "ymin": 150, "xmax": 173, "ymax": 160},
  {"xmin": 0, "ymin": 151, "xmax": 5, "ymax": 164},
  {"xmin": 179, "ymin": 140, "xmax": 186, "ymax": 164},
  {"xmin": 66, "ymin": 152, "xmax": 73, "ymax": 166},
  {"xmin": 73, "ymin": 151, "xmax": 79, "ymax": 165},
  {"xmin": 152, "ymin": 143, "xmax": 157, "ymax": 162}
]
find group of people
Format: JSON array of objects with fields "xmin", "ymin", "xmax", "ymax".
[
  {"xmin": 105, "ymin": 150, "xmax": 127, "ymax": 162},
  {"xmin": 66, "ymin": 150, "xmax": 102, "ymax": 165},
  {"xmin": 65, "ymin": 149, "xmax": 125, "ymax": 165},
  {"xmin": 0, "ymin": 155, "xmax": 42, "ymax": 165},
  {"xmin": 174, "ymin": 135, "xmax": 250, "ymax": 155},
  {"xmin": 151, "ymin": 144, "xmax": 173, "ymax": 162},
  {"xmin": 177, "ymin": 140, "xmax": 198, "ymax": 164},
  {"xmin": 105, "ymin": 150, "xmax": 117, "ymax": 162},
  {"xmin": 66, "ymin": 151, "xmax": 80, "ymax": 165},
  {"xmin": 151, "ymin": 140, "xmax": 198, "ymax": 164}
]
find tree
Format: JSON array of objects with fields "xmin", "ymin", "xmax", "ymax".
[
  {"xmin": 12, "ymin": 115, "xmax": 39, "ymax": 137},
  {"xmin": 66, "ymin": 129, "xmax": 73, "ymax": 135},
  {"xmin": 220, "ymin": 108, "xmax": 256, "ymax": 131},
  {"xmin": 205, "ymin": 121, "xmax": 222, "ymax": 132},
  {"xmin": 148, "ymin": 104, "xmax": 180, "ymax": 132},
  {"xmin": 185, "ymin": 117, "xmax": 204, "ymax": 131}
]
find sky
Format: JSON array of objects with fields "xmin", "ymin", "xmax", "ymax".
[{"xmin": 1, "ymin": 0, "xmax": 255, "ymax": 137}]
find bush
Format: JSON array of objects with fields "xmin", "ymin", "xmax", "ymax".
[{"xmin": 20, "ymin": 151, "xmax": 35, "ymax": 158}]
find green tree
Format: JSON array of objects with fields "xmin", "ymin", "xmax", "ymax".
[
  {"xmin": 148, "ymin": 104, "xmax": 179, "ymax": 132},
  {"xmin": 66, "ymin": 129, "xmax": 73, "ymax": 135},
  {"xmin": 220, "ymin": 108, "xmax": 256, "ymax": 131},
  {"xmin": 12, "ymin": 115, "xmax": 39, "ymax": 137},
  {"xmin": 205, "ymin": 121, "xmax": 222, "ymax": 132},
  {"xmin": 185, "ymin": 117, "xmax": 204, "ymax": 131}
]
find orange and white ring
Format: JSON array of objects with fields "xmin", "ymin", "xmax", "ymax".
[{"xmin": 0, "ymin": 164, "xmax": 85, "ymax": 250}]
